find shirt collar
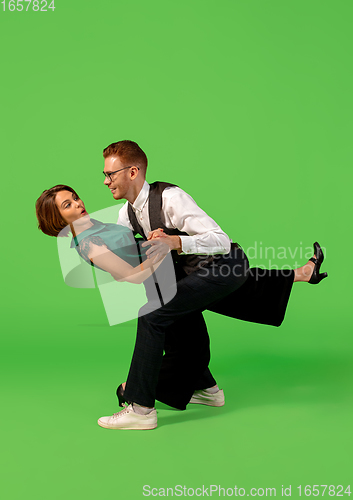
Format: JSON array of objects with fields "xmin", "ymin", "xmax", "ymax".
[
  {"xmin": 131, "ymin": 180, "xmax": 150, "ymax": 213},
  {"xmin": 70, "ymin": 218, "xmax": 106, "ymax": 248}
]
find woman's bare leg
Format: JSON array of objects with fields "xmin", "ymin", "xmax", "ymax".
[{"xmin": 294, "ymin": 255, "xmax": 315, "ymax": 282}]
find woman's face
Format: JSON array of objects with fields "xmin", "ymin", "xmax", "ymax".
[{"xmin": 55, "ymin": 190, "xmax": 88, "ymax": 225}]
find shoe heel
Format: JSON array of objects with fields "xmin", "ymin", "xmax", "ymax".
[
  {"xmin": 319, "ymin": 272, "xmax": 328, "ymax": 282},
  {"xmin": 116, "ymin": 384, "xmax": 127, "ymax": 407}
]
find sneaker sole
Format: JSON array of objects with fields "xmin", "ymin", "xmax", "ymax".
[
  {"xmin": 189, "ymin": 399, "xmax": 225, "ymax": 407},
  {"xmin": 97, "ymin": 419, "xmax": 157, "ymax": 430}
]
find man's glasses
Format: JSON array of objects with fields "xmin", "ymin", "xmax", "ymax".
[{"xmin": 103, "ymin": 166, "xmax": 139, "ymax": 183}]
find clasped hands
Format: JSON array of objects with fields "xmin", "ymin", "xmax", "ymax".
[{"xmin": 141, "ymin": 228, "xmax": 182, "ymax": 264}]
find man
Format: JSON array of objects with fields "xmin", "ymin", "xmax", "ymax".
[
  {"xmin": 97, "ymin": 140, "xmax": 297, "ymax": 430},
  {"xmin": 97, "ymin": 139, "xmax": 247, "ymax": 430}
]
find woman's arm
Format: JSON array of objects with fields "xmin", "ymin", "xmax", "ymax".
[{"xmin": 86, "ymin": 242, "xmax": 168, "ymax": 285}]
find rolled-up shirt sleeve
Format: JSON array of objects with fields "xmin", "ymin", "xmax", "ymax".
[{"xmin": 163, "ymin": 188, "xmax": 231, "ymax": 255}]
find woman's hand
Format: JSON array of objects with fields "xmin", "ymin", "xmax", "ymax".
[{"xmin": 142, "ymin": 237, "xmax": 171, "ymax": 264}]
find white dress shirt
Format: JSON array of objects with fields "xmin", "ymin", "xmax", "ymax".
[{"xmin": 117, "ymin": 181, "xmax": 231, "ymax": 255}]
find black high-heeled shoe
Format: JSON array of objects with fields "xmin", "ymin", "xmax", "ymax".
[
  {"xmin": 116, "ymin": 384, "xmax": 130, "ymax": 407},
  {"xmin": 308, "ymin": 242, "xmax": 328, "ymax": 284}
]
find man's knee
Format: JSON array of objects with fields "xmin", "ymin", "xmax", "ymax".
[{"xmin": 138, "ymin": 308, "xmax": 174, "ymax": 332}]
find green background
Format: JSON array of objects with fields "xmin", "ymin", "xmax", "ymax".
[{"xmin": 0, "ymin": 0, "xmax": 351, "ymax": 498}]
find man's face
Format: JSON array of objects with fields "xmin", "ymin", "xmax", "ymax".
[{"xmin": 103, "ymin": 155, "xmax": 131, "ymax": 200}]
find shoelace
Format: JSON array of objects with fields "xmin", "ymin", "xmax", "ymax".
[{"xmin": 113, "ymin": 404, "xmax": 132, "ymax": 418}]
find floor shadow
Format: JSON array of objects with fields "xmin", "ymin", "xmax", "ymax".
[
  {"xmin": 79, "ymin": 324, "xmax": 111, "ymax": 328},
  {"xmin": 154, "ymin": 351, "xmax": 353, "ymax": 427}
]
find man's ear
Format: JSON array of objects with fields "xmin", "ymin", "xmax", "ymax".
[{"xmin": 130, "ymin": 166, "xmax": 140, "ymax": 179}]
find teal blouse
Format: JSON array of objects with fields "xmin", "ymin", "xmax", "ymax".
[{"xmin": 70, "ymin": 218, "xmax": 147, "ymax": 270}]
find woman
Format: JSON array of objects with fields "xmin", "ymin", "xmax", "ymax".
[
  {"xmin": 35, "ymin": 184, "xmax": 170, "ymax": 284},
  {"xmin": 36, "ymin": 184, "xmax": 187, "ymax": 409},
  {"xmin": 35, "ymin": 184, "xmax": 328, "ymax": 412}
]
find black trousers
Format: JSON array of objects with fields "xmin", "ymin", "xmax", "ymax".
[
  {"xmin": 154, "ymin": 313, "xmax": 217, "ymax": 410},
  {"xmin": 124, "ymin": 246, "xmax": 294, "ymax": 409}
]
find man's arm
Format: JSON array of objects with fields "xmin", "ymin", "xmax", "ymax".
[{"xmin": 162, "ymin": 187, "xmax": 231, "ymax": 255}]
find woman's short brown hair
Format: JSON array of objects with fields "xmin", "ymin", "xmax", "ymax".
[{"xmin": 35, "ymin": 185, "xmax": 79, "ymax": 237}]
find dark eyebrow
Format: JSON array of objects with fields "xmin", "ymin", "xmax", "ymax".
[{"xmin": 61, "ymin": 193, "xmax": 77, "ymax": 207}]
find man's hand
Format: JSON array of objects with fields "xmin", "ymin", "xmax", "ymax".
[{"xmin": 147, "ymin": 228, "xmax": 166, "ymax": 240}]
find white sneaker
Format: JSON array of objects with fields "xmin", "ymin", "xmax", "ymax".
[
  {"xmin": 189, "ymin": 389, "xmax": 225, "ymax": 407},
  {"xmin": 98, "ymin": 404, "xmax": 157, "ymax": 430}
]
